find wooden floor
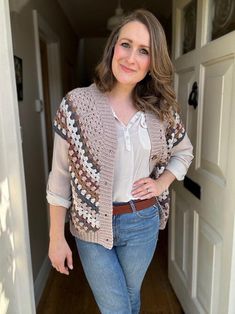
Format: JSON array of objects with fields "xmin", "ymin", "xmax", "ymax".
[{"xmin": 37, "ymin": 225, "xmax": 184, "ymax": 314}]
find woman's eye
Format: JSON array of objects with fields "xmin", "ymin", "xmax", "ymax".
[
  {"xmin": 139, "ymin": 48, "xmax": 149, "ymax": 55},
  {"xmin": 121, "ymin": 42, "xmax": 130, "ymax": 48}
]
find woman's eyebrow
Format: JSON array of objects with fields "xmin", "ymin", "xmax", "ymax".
[{"xmin": 119, "ymin": 37, "xmax": 150, "ymax": 48}]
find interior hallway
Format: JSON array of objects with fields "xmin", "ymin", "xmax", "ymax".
[{"xmin": 37, "ymin": 225, "xmax": 184, "ymax": 314}]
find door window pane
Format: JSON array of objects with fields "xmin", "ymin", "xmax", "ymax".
[
  {"xmin": 182, "ymin": 0, "xmax": 197, "ymax": 54},
  {"xmin": 209, "ymin": 0, "xmax": 235, "ymax": 41}
]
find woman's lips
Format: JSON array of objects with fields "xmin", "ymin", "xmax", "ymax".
[{"xmin": 120, "ymin": 64, "xmax": 135, "ymax": 73}]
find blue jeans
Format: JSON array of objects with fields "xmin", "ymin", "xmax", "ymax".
[{"xmin": 75, "ymin": 200, "xmax": 160, "ymax": 314}]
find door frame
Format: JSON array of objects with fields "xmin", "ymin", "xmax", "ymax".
[
  {"xmin": 32, "ymin": 9, "xmax": 63, "ymax": 183},
  {"xmin": 0, "ymin": 0, "xmax": 35, "ymax": 313},
  {"xmin": 32, "ymin": 9, "xmax": 63, "ymax": 305},
  {"xmin": 228, "ymin": 229, "xmax": 235, "ymax": 313}
]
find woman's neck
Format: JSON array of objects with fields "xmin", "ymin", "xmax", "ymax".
[{"xmin": 108, "ymin": 83, "xmax": 135, "ymax": 108}]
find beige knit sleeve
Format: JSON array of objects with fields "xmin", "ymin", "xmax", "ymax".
[
  {"xmin": 166, "ymin": 133, "xmax": 194, "ymax": 180},
  {"xmin": 46, "ymin": 133, "xmax": 71, "ymax": 208}
]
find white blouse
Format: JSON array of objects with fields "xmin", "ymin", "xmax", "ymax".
[
  {"xmin": 47, "ymin": 110, "xmax": 193, "ymax": 207},
  {"xmin": 112, "ymin": 109, "xmax": 151, "ymax": 202}
]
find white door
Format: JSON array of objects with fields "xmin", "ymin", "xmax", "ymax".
[{"xmin": 169, "ymin": 0, "xmax": 235, "ymax": 313}]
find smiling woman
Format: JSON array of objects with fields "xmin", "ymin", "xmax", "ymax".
[{"xmin": 46, "ymin": 9, "xmax": 193, "ymax": 314}]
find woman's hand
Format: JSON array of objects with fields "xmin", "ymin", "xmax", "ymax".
[
  {"xmin": 131, "ymin": 177, "xmax": 165, "ymax": 199},
  {"xmin": 48, "ymin": 237, "xmax": 73, "ymax": 276},
  {"xmin": 131, "ymin": 170, "xmax": 176, "ymax": 200}
]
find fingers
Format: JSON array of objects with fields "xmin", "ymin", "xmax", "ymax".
[
  {"xmin": 132, "ymin": 184, "xmax": 153, "ymax": 199},
  {"xmin": 132, "ymin": 178, "xmax": 153, "ymax": 198},
  {"xmin": 52, "ymin": 262, "xmax": 70, "ymax": 275},
  {"xmin": 66, "ymin": 251, "xmax": 73, "ymax": 270},
  {"xmin": 132, "ymin": 177, "xmax": 150, "ymax": 188},
  {"xmin": 132, "ymin": 177, "xmax": 163, "ymax": 199},
  {"xmin": 137, "ymin": 190, "xmax": 153, "ymax": 200},
  {"xmin": 59, "ymin": 265, "xmax": 70, "ymax": 276},
  {"xmin": 52, "ymin": 264, "xmax": 60, "ymax": 272}
]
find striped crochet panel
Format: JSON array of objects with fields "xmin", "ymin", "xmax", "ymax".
[
  {"xmin": 166, "ymin": 111, "xmax": 186, "ymax": 150},
  {"xmin": 53, "ymin": 92, "xmax": 101, "ymax": 233},
  {"xmin": 151, "ymin": 111, "xmax": 186, "ymax": 229}
]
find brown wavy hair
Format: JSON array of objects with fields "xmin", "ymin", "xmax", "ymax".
[{"xmin": 94, "ymin": 9, "xmax": 179, "ymax": 122}]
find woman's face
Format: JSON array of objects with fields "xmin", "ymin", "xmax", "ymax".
[{"xmin": 111, "ymin": 21, "xmax": 151, "ymax": 88}]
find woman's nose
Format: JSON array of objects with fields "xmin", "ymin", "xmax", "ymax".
[{"xmin": 126, "ymin": 49, "xmax": 136, "ymax": 63}]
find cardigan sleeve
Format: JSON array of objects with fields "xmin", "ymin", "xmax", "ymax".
[
  {"xmin": 53, "ymin": 97, "xmax": 68, "ymax": 140},
  {"xmin": 46, "ymin": 132, "xmax": 71, "ymax": 208},
  {"xmin": 166, "ymin": 133, "xmax": 193, "ymax": 180},
  {"xmin": 164, "ymin": 111, "xmax": 194, "ymax": 180}
]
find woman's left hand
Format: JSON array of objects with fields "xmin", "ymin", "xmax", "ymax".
[{"xmin": 131, "ymin": 177, "xmax": 166, "ymax": 200}]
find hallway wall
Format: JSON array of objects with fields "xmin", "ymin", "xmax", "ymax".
[
  {"xmin": 9, "ymin": 0, "xmax": 78, "ymax": 297},
  {"xmin": 77, "ymin": 37, "xmax": 107, "ymax": 86}
]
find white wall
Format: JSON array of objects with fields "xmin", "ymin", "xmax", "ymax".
[{"xmin": 8, "ymin": 0, "xmax": 78, "ymax": 303}]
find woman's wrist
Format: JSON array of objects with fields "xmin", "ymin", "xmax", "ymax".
[
  {"xmin": 156, "ymin": 170, "xmax": 176, "ymax": 192},
  {"xmin": 49, "ymin": 229, "xmax": 65, "ymax": 241},
  {"xmin": 49, "ymin": 204, "xmax": 67, "ymax": 240}
]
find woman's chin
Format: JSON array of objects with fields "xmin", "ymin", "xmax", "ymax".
[{"xmin": 114, "ymin": 77, "xmax": 139, "ymax": 87}]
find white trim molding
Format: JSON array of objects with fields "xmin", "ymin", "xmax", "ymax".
[
  {"xmin": 32, "ymin": 9, "xmax": 63, "ymax": 183},
  {"xmin": 34, "ymin": 257, "xmax": 51, "ymax": 306}
]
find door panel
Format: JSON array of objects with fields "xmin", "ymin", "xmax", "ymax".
[
  {"xmin": 170, "ymin": 190, "xmax": 194, "ymax": 290},
  {"xmin": 201, "ymin": 58, "xmax": 233, "ymax": 180},
  {"xmin": 195, "ymin": 218, "xmax": 222, "ymax": 313}
]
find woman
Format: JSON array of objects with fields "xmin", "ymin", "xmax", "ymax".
[{"xmin": 47, "ymin": 9, "xmax": 193, "ymax": 314}]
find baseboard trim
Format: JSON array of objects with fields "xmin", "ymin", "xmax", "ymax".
[{"xmin": 34, "ymin": 255, "xmax": 51, "ymax": 306}]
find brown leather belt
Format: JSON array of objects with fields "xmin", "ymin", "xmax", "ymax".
[{"xmin": 113, "ymin": 197, "xmax": 157, "ymax": 215}]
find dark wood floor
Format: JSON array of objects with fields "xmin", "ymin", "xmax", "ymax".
[{"xmin": 37, "ymin": 224, "xmax": 184, "ymax": 314}]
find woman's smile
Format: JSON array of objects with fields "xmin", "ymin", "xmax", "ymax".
[{"xmin": 119, "ymin": 64, "xmax": 136, "ymax": 73}]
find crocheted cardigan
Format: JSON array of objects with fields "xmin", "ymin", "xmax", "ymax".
[{"xmin": 53, "ymin": 83, "xmax": 186, "ymax": 249}]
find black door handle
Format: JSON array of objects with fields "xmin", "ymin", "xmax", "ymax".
[{"xmin": 188, "ymin": 81, "xmax": 198, "ymax": 109}]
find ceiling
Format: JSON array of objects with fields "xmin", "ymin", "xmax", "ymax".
[{"xmin": 57, "ymin": 0, "xmax": 172, "ymax": 38}]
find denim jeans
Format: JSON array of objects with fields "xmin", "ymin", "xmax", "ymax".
[{"xmin": 75, "ymin": 200, "xmax": 160, "ymax": 314}]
